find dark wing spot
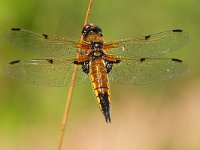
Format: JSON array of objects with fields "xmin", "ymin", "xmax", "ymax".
[
  {"xmin": 115, "ymin": 60, "xmax": 121, "ymax": 63},
  {"xmin": 47, "ymin": 59, "xmax": 53, "ymax": 64},
  {"xmin": 172, "ymin": 29, "xmax": 183, "ymax": 32},
  {"xmin": 42, "ymin": 34, "xmax": 48, "ymax": 39},
  {"xmin": 145, "ymin": 35, "xmax": 151, "ymax": 40},
  {"xmin": 172, "ymin": 58, "xmax": 183, "ymax": 62},
  {"xmin": 73, "ymin": 61, "xmax": 79, "ymax": 64},
  {"xmin": 73, "ymin": 61, "xmax": 84, "ymax": 65},
  {"xmin": 11, "ymin": 28, "xmax": 21, "ymax": 31},
  {"xmin": 140, "ymin": 58, "xmax": 146, "ymax": 62},
  {"xmin": 9, "ymin": 60, "xmax": 20, "ymax": 65}
]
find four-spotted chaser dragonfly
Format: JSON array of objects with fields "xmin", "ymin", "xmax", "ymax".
[{"xmin": 3, "ymin": 23, "xmax": 190, "ymax": 123}]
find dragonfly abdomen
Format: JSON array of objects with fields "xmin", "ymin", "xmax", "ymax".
[{"xmin": 89, "ymin": 59, "xmax": 111, "ymax": 123}]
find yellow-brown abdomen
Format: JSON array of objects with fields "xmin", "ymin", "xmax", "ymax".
[{"xmin": 89, "ymin": 59, "xmax": 111, "ymax": 123}]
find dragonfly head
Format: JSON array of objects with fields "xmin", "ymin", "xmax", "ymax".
[{"xmin": 82, "ymin": 23, "xmax": 103, "ymax": 38}]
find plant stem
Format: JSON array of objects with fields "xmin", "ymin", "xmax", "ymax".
[{"xmin": 56, "ymin": 0, "xmax": 93, "ymax": 150}]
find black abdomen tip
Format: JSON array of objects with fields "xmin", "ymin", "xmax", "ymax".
[
  {"xmin": 99, "ymin": 92, "xmax": 111, "ymax": 123},
  {"xmin": 105, "ymin": 111, "xmax": 111, "ymax": 123}
]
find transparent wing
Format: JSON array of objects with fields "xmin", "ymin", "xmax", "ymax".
[
  {"xmin": 2, "ymin": 59, "xmax": 88, "ymax": 87},
  {"xmin": 104, "ymin": 29, "xmax": 190, "ymax": 58},
  {"xmin": 109, "ymin": 58, "xmax": 189, "ymax": 84},
  {"xmin": 5, "ymin": 28, "xmax": 80, "ymax": 58}
]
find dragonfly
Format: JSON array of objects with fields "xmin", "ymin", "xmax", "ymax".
[{"xmin": 3, "ymin": 23, "xmax": 190, "ymax": 123}]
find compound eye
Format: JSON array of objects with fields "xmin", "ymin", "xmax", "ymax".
[
  {"xmin": 82, "ymin": 23, "xmax": 93, "ymax": 35},
  {"xmin": 85, "ymin": 24, "xmax": 91, "ymax": 30},
  {"xmin": 93, "ymin": 26, "xmax": 102, "ymax": 34}
]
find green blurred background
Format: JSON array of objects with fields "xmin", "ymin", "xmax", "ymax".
[{"xmin": 0, "ymin": 0, "xmax": 200, "ymax": 150}]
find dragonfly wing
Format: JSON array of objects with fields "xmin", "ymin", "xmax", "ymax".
[
  {"xmin": 2, "ymin": 59, "xmax": 88, "ymax": 87},
  {"xmin": 105, "ymin": 29, "xmax": 190, "ymax": 58},
  {"xmin": 5, "ymin": 28, "xmax": 80, "ymax": 58},
  {"xmin": 108, "ymin": 58, "xmax": 189, "ymax": 84}
]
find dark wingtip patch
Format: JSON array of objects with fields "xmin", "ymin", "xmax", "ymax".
[
  {"xmin": 140, "ymin": 58, "xmax": 146, "ymax": 62},
  {"xmin": 172, "ymin": 58, "xmax": 183, "ymax": 62},
  {"xmin": 173, "ymin": 29, "xmax": 183, "ymax": 32},
  {"xmin": 9, "ymin": 60, "xmax": 20, "ymax": 65},
  {"xmin": 42, "ymin": 34, "xmax": 48, "ymax": 39},
  {"xmin": 145, "ymin": 35, "xmax": 151, "ymax": 40},
  {"xmin": 11, "ymin": 28, "xmax": 21, "ymax": 31},
  {"xmin": 47, "ymin": 59, "xmax": 53, "ymax": 64}
]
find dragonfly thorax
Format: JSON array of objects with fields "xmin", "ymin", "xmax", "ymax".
[{"xmin": 89, "ymin": 41, "xmax": 104, "ymax": 59}]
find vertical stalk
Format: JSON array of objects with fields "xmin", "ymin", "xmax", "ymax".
[{"xmin": 56, "ymin": 0, "xmax": 93, "ymax": 150}]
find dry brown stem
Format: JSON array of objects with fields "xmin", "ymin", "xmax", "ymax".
[{"xmin": 56, "ymin": 0, "xmax": 93, "ymax": 150}]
